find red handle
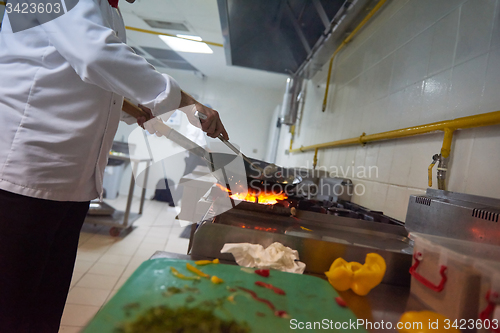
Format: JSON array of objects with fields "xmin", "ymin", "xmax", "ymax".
[
  {"xmin": 479, "ymin": 290, "xmax": 500, "ymax": 333},
  {"xmin": 409, "ymin": 252, "xmax": 447, "ymax": 292}
]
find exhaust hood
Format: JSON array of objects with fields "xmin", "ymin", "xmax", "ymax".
[{"xmin": 217, "ymin": 0, "xmax": 382, "ymax": 78}]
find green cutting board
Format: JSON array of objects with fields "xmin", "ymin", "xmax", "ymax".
[{"xmin": 83, "ymin": 259, "xmax": 366, "ymax": 332}]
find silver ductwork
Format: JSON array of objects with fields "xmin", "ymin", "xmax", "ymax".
[
  {"xmin": 281, "ymin": 76, "xmax": 304, "ymax": 126},
  {"xmin": 217, "ymin": 0, "xmax": 381, "ymax": 78}
]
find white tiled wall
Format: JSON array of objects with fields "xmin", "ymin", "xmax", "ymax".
[{"xmin": 276, "ymin": 0, "xmax": 500, "ymax": 222}]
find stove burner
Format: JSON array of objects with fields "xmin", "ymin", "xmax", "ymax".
[
  {"xmin": 208, "ymin": 185, "xmax": 403, "ymax": 226},
  {"xmin": 278, "ymin": 196, "xmax": 403, "ymax": 226}
]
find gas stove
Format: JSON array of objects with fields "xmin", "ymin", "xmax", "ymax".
[
  {"xmin": 284, "ymin": 196, "xmax": 404, "ymax": 227},
  {"xmin": 188, "ymin": 176, "xmax": 412, "ymax": 286},
  {"xmin": 225, "ymin": 194, "xmax": 405, "ymax": 226}
]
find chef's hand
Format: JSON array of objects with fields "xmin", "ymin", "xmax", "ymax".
[
  {"xmin": 137, "ymin": 104, "xmax": 153, "ymax": 129},
  {"xmin": 180, "ymin": 90, "xmax": 229, "ymax": 140}
]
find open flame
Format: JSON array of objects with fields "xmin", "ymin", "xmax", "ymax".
[{"xmin": 216, "ymin": 184, "xmax": 287, "ymax": 205}]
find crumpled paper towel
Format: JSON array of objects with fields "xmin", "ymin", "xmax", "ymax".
[{"xmin": 220, "ymin": 242, "xmax": 306, "ymax": 274}]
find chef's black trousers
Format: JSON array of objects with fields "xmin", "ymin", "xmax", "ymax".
[{"xmin": 0, "ymin": 189, "xmax": 89, "ymax": 333}]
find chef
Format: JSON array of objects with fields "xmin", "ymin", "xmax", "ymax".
[{"xmin": 0, "ymin": 0, "xmax": 228, "ymax": 331}]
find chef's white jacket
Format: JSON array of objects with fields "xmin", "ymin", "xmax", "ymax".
[{"xmin": 0, "ymin": 0, "xmax": 182, "ymax": 201}]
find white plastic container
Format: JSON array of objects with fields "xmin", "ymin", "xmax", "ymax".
[
  {"xmin": 409, "ymin": 232, "xmax": 500, "ymax": 325},
  {"xmin": 474, "ymin": 260, "xmax": 500, "ymax": 333},
  {"xmin": 103, "ymin": 162, "xmax": 125, "ymax": 199}
]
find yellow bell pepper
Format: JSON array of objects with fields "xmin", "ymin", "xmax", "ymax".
[
  {"xmin": 170, "ymin": 267, "xmax": 200, "ymax": 281},
  {"xmin": 325, "ymin": 253, "xmax": 386, "ymax": 296},
  {"xmin": 398, "ymin": 311, "xmax": 459, "ymax": 333},
  {"xmin": 210, "ymin": 276, "xmax": 224, "ymax": 284},
  {"xmin": 186, "ymin": 263, "xmax": 210, "ymax": 278},
  {"xmin": 195, "ymin": 258, "xmax": 220, "ymax": 266}
]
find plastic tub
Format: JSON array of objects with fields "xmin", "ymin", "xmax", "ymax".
[
  {"xmin": 474, "ymin": 260, "xmax": 500, "ymax": 333},
  {"xmin": 409, "ymin": 232, "xmax": 500, "ymax": 326}
]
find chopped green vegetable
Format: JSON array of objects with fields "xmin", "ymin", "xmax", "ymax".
[
  {"xmin": 183, "ymin": 285, "xmax": 200, "ymax": 293},
  {"xmin": 162, "ymin": 286, "xmax": 183, "ymax": 297},
  {"xmin": 167, "ymin": 287, "xmax": 182, "ymax": 294},
  {"xmin": 122, "ymin": 302, "xmax": 140, "ymax": 317},
  {"xmin": 123, "ymin": 302, "xmax": 140, "ymax": 310},
  {"xmin": 116, "ymin": 306, "xmax": 250, "ymax": 333}
]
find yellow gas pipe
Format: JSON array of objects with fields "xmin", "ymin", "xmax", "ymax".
[
  {"xmin": 289, "ymin": 125, "xmax": 296, "ymax": 151},
  {"xmin": 291, "ymin": 111, "xmax": 500, "ymax": 153},
  {"xmin": 313, "ymin": 148, "xmax": 319, "ymax": 170},
  {"xmin": 435, "ymin": 127, "xmax": 454, "ymax": 189},
  {"xmin": 291, "ymin": 110, "xmax": 500, "ymax": 189},
  {"xmin": 428, "ymin": 155, "xmax": 439, "ymax": 187},
  {"xmin": 428, "ymin": 161, "xmax": 436, "ymax": 187},
  {"xmin": 440, "ymin": 127, "xmax": 454, "ymax": 158},
  {"xmin": 322, "ymin": 0, "xmax": 388, "ymax": 112}
]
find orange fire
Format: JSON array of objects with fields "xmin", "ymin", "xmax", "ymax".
[
  {"xmin": 216, "ymin": 184, "xmax": 287, "ymax": 205},
  {"xmin": 241, "ymin": 225, "xmax": 278, "ymax": 232}
]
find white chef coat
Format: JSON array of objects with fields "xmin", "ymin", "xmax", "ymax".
[{"xmin": 0, "ymin": 0, "xmax": 181, "ymax": 201}]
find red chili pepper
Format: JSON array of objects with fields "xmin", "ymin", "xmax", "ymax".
[
  {"xmin": 255, "ymin": 269, "xmax": 270, "ymax": 277},
  {"xmin": 335, "ymin": 296, "xmax": 347, "ymax": 308},
  {"xmin": 238, "ymin": 287, "xmax": 275, "ymax": 311},
  {"xmin": 275, "ymin": 310, "xmax": 289, "ymax": 318},
  {"xmin": 255, "ymin": 281, "xmax": 286, "ymax": 295}
]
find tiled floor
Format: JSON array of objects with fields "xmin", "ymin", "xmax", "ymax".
[{"xmin": 58, "ymin": 196, "xmax": 189, "ymax": 332}]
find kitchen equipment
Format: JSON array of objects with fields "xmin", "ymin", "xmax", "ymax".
[
  {"xmin": 194, "ymin": 109, "xmax": 268, "ymax": 175},
  {"xmin": 102, "ymin": 141, "xmax": 132, "ymax": 200},
  {"xmin": 122, "ymin": 98, "xmax": 151, "ymax": 120},
  {"xmin": 217, "ymin": 133, "xmax": 264, "ymax": 173},
  {"xmin": 87, "ymin": 200, "xmax": 115, "ymax": 216},
  {"xmin": 217, "ymin": 0, "xmax": 379, "ymax": 78},
  {"xmin": 314, "ymin": 177, "xmax": 353, "ymax": 202},
  {"xmin": 474, "ymin": 260, "xmax": 500, "ymax": 333},
  {"xmin": 83, "ymin": 259, "xmax": 367, "ymax": 333},
  {"xmin": 406, "ymin": 189, "xmax": 500, "ymax": 246},
  {"xmin": 217, "ymin": 135, "xmax": 300, "ymax": 186},
  {"xmin": 191, "ymin": 203, "xmax": 412, "ymax": 286},
  {"xmin": 122, "ymin": 100, "xmax": 303, "ymax": 188},
  {"xmin": 145, "ymin": 118, "xmax": 302, "ymax": 190},
  {"xmin": 195, "ymin": 107, "xmax": 299, "ymax": 186},
  {"xmin": 85, "ymin": 154, "xmax": 152, "ymax": 236},
  {"xmin": 408, "ymin": 232, "xmax": 500, "ymax": 328}
]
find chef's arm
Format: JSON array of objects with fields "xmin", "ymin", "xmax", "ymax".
[
  {"xmin": 179, "ymin": 91, "xmax": 228, "ymax": 139},
  {"xmin": 39, "ymin": 0, "xmax": 228, "ymax": 139},
  {"xmin": 38, "ymin": 0, "xmax": 179, "ymax": 117},
  {"xmin": 122, "ymin": 94, "xmax": 228, "ymax": 139}
]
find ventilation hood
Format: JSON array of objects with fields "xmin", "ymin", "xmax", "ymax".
[{"xmin": 217, "ymin": 0, "xmax": 381, "ymax": 78}]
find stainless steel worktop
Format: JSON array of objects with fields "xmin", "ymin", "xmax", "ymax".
[{"xmin": 190, "ymin": 207, "xmax": 412, "ymax": 287}]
